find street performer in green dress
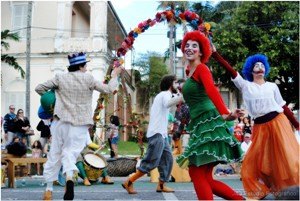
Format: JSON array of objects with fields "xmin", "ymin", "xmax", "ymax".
[{"xmin": 176, "ymin": 31, "xmax": 245, "ymax": 200}]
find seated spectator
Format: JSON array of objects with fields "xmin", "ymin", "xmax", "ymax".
[
  {"xmin": 6, "ymin": 137, "xmax": 27, "ymax": 157},
  {"xmin": 233, "ymin": 125, "xmax": 243, "ymax": 142},
  {"xmin": 242, "ymin": 116, "xmax": 252, "ymax": 135},
  {"xmin": 237, "ymin": 116, "xmax": 245, "ymax": 130},
  {"xmin": 241, "ymin": 133, "xmax": 252, "ymax": 154},
  {"xmin": 30, "ymin": 140, "xmax": 43, "ymax": 175}
]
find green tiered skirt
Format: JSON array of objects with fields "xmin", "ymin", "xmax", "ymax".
[{"xmin": 176, "ymin": 109, "xmax": 243, "ymax": 168}]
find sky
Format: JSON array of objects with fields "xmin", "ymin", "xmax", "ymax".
[
  {"xmin": 111, "ymin": 1, "xmax": 220, "ymax": 58},
  {"xmin": 111, "ymin": 0, "xmax": 176, "ymax": 57}
]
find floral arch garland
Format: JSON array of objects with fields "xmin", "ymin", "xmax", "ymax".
[{"xmin": 92, "ymin": 9, "xmax": 212, "ymax": 154}]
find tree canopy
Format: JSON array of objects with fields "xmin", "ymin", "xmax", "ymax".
[
  {"xmin": 200, "ymin": 1, "xmax": 299, "ymax": 109},
  {"xmin": 134, "ymin": 52, "xmax": 168, "ymax": 114}
]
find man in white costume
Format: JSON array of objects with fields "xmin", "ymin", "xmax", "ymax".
[{"xmin": 35, "ymin": 52, "xmax": 121, "ymax": 200}]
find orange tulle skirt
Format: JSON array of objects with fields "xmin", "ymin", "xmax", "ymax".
[{"xmin": 241, "ymin": 113, "xmax": 299, "ymax": 199}]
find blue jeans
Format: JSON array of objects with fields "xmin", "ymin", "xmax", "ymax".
[
  {"xmin": 138, "ymin": 133, "xmax": 173, "ymax": 182},
  {"xmin": 111, "ymin": 136, "xmax": 119, "ymax": 144}
]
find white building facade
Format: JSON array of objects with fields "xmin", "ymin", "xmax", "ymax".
[{"xmin": 1, "ymin": 1, "xmax": 135, "ymax": 141}]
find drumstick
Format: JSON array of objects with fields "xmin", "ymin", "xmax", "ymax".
[{"xmin": 93, "ymin": 143, "xmax": 106, "ymax": 154}]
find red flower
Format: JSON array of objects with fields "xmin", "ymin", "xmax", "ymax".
[{"xmin": 179, "ymin": 13, "xmax": 185, "ymax": 20}]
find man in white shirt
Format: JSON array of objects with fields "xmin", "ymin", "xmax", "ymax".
[
  {"xmin": 122, "ymin": 75, "xmax": 183, "ymax": 194},
  {"xmin": 241, "ymin": 133, "xmax": 252, "ymax": 154}
]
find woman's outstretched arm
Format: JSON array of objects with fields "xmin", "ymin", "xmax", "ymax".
[{"xmin": 211, "ymin": 45, "xmax": 238, "ymax": 79}]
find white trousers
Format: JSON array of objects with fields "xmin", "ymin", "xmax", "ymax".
[{"xmin": 43, "ymin": 120, "xmax": 89, "ymax": 182}]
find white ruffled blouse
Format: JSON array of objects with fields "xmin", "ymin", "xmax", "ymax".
[{"xmin": 232, "ymin": 73, "xmax": 285, "ymax": 119}]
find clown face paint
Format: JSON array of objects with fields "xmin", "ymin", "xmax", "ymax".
[
  {"xmin": 184, "ymin": 40, "xmax": 201, "ymax": 61},
  {"xmin": 252, "ymin": 62, "xmax": 265, "ymax": 75}
]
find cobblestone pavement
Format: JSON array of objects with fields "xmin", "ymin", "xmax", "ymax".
[{"xmin": 1, "ymin": 174, "xmax": 244, "ymax": 200}]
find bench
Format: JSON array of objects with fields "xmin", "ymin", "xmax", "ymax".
[{"xmin": 6, "ymin": 157, "xmax": 47, "ymax": 188}]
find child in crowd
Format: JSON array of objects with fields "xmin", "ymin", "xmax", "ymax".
[{"xmin": 31, "ymin": 140, "xmax": 43, "ymax": 175}]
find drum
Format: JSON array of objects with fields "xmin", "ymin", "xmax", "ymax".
[
  {"xmin": 83, "ymin": 153, "xmax": 107, "ymax": 182},
  {"xmin": 106, "ymin": 157, "xmax": 137, "ymax": 177}
]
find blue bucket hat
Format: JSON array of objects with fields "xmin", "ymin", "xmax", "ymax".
[{"xmin": 68, "ymin": 52, "xmax": 90, "ymax": 67}]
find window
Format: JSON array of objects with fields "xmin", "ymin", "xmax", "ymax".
[
  {"xmin": 12, "ymin": 3, "xmax": 28, "ymax": 38},
  {"xmin": 5, "ymin": 92, "xmax": 26, "ymax": 114},
  {"xmin": 71, "ymin": 2, "xmax": 90, "ymax": 38}
]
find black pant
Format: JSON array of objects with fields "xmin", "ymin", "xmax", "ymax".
[{"xmin": 108, "ymin": 138, "xmax": 115, "ymax": 158}]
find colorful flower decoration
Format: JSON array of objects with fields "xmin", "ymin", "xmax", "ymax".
[
  {"xmin": 114, "ymin": 9, "xmax": 212, "ymax": 69},
  {"xmin": 95, "ymin": 9, "xmax": 212, "ymax": 139}
]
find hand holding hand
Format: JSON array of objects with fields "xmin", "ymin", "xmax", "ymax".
[
  {"xmin": 222, "ymin": 109, "xmax": 245, "ymax": 121},
  {"xmin": 233, "ymin": 109, "xmax": 245, "ymax": 118}
]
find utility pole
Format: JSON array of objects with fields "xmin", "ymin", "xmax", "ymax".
[
  {"xmin": 173, "ymin": 26, "xmax": 177, "ymax": 75},
  {"xmin": 25, "ymin": 1, "xmax": 33, "ymax": 119},
  {"xmin": 169, "ymin": 25, "xmax": 174, "ymax": 74}
]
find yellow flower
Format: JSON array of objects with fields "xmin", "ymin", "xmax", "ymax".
[{"xmin": 204, "ymin": 22, "xmax": 211, "ymax": 31}]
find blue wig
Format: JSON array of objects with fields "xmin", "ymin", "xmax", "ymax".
[{"xmin": 242, "ymin": 54, "xmax": 270, "ymax": 81}]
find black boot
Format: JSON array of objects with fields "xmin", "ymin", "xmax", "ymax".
[{"xmin": 63, "ymin": 180, "xmax": 74, "ymax": 200}]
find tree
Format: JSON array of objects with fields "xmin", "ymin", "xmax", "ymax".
[
  {"xmin": 1, "ymin": 30, "xmax": 25, "ymax": 78},
  {"xmin": 212, "ymin": 1, "xmax": 299, "ymax": 109},
  {"xmin": 134, "ymin": 52, "xmax": 168, "ymax": 114}
]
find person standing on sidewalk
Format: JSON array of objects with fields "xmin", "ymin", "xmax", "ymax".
[
  {"xmin": 35, "ymin": 52, "xmax": 122, "ymax": 200},
  {"xmin": 108, "ymin": 115, "xmax": 120, "ymax": 158},
  {"xmin": 122, "ymin": 74, "xmax": 183, "ymax": 194},
  {"xmin": 3, "ymin": 105, "xmax": 16, "ymax": 146}
]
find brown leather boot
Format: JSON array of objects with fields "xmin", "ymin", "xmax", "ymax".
[
  {"xmin": 101, "ymin": 176, "xmax": 114, "ymax": 184},
  {"xmin": 122, "ymin": 180, "xmax": 137, "ymax": 194},
  {"xmin": 83, "ymin": 178, "xmax": 91, "ymax": 186},
  {"xmin": 156, "ymin": 181, "xmax": 174, "ymax": 193},
  {"xmin": 43, "ymin": 190, "xmax": 52, "ymax": 200}
]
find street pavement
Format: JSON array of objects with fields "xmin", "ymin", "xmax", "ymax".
[{"xmin": 1, "ymin": 174, "xmax": 244, "ymax": 200}]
